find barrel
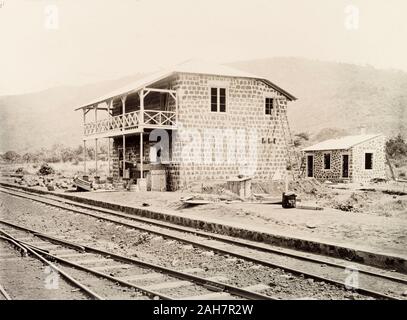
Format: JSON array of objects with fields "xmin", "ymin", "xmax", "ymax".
[{"xmin": 282, "ymin": 192, "xmax": 297, "ymax": 208}]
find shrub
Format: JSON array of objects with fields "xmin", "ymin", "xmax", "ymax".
[
  {"xmin": 3, "ymin": 151, "xmax": 20, "ymax": 163},
  {"xmin": 386, "ymin": 134, "xmax": 407, "ymax": 159},
  {"xmin": 38, "ymin": 163, "xmax": 55, "ymax": 175}
]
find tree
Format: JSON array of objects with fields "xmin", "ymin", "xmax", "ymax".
[
  {"xmin": 3, "ymin": 151, "xmax": 21, "ymax": 163},
  {"xmin": 386, "ymin": 134, "xmax": 407, "ymax": 159},
  {"xmin": 293, "ymin": 132, "xmax": 310, "ymax": 147},
  {"xmin": 22, "ymin": 152, "xmax": 38, "ymax": 163}
]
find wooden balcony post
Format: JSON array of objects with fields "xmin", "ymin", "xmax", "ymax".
[
  {"xmin": 83, "ymin": 140, "xmax": 87, "ymax": 174},
  {"xmin": 140, "ymin": 132, "xmax": 143, "ymax": 178},
  {"xmin": 139, "ymin": 89, "xmax": 144, "ymax": 126},
  {"xmin": 139, "ymin": 90, "xmax": 145, "ymax": 180},
  {"xmin": 107, "ymin": 100, "xmax": 112, "ymax": 177},
  {"xmin": 175, "ymin": 90, "xmax": 178, "ymax": 124},
  {"xmin": 121, "ymin": 95, "xmax": 127, "ymax": 179},
  {"xmin": 82, "ymin": 108, "xmax": 87, "ymax": 175},
  {"xmin": 95, "ymin": 138, "xmax": 98, "ymax": 176},
  {"xmin": 83, "ymin": 108, "xmax": 86, "ymax": 136}
]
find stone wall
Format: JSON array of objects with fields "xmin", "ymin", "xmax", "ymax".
[
  {"xmin": 352, "ymin": 135, "xmax": 386, "ymax": 183},
  {"xmin": 304, "ymin": 135, "xmax": 386, "ymax": 183},
  {"xmin": 169, "ymin": 73, "xmax": 290, "ymax": 189},
  {"xmin": 111, "ymin": 73, "xmax": 292, "ymax": 190},
  {"xmin": 304, "ymin": 149, "xmax": 353, "ymax": 183}
]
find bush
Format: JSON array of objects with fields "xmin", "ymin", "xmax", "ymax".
[
  {"xmin": 38, "ymin": 163, "xmax": 55, "ymax": 175},
  {"xmin": 386, "ymin": 134, "xmax": 407, "ymax": 159},
  {"xmin": 3, "ymin": 151, "xmax": 20, "ymax": 163}
]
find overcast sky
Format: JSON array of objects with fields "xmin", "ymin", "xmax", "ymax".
[{"xmin": 0, "ymin": 0, "xmax": 406, "ymax": 95}]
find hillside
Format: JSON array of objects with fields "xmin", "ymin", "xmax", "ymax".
[
  {"xmin": 1, "ymin": 57, "xmax": 406, "ymax": 153},
  {"xmin": 230, "ymin": 58, "xmax": 407, "ymax": 140},
  {"xmin": 0, "ymin": 74, "xmax": 145, "ymax": 153}
]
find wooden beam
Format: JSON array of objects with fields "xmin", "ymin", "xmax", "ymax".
[
  {"xmin": 139, "ymin": 90, "xmax": 145, "ymax": 127},
  {"xmin": 140, "ymin": 132, "xmax": 143, "ymax": 179},
  {"xmin": 121, "ymin": 95, "xmax": 127, "ymax": 179},
  {"xmin": 175, "ymin": 89, "xmax": 179, "ymax": 124},
  {"xmin": 83, "ymin": 140, "xmax": 87, "ymax": 175},
  {"xmin": 144, "ymin": 87, "xmax": 177, "ymax": 94},
  {"xmin": 95, "ymin": 139, "xmax": 98, "ymax": 176},
  {"xmin": 108, "ymin": 100, "xmax": 112, "ymax": 177}
]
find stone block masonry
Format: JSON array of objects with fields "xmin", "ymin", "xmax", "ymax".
[{"xmin": 111, "ymin": 73, "xmax": 292, "ymax": 190}]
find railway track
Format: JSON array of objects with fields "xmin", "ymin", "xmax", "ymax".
[
  {"xmin": 0, "ymin": 185, "xmax": 406, "ymax": 300},
  {"xmin": 0, "ymin": 230, "xmax": 103, "ymax": 300},
  {"xmin": 0, "ymin": 283, "xmax": 12, "ymax": 300},
  {"xmin": 0, "ymin": 221, "xmax": 275, "ymax": 300}
]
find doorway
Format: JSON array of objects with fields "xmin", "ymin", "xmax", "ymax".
[
  {"xmin": 307, "ymin": 155, "xmax": 314, "ymax": 178},
  {"xmin": 342, "ymin": 154, "xmax": 349, "ymax": 178}
]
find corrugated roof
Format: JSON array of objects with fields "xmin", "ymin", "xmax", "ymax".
[
  {"xmin": 75, "ymin": 59, "xmax": 296, "ymax": 110},
  {"xmin": 302, "ymin": 134, "xmax": 382, "ymax": 151}
]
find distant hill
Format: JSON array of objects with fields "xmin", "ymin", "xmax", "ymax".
[
  {"xmin": 230, "ymin": 58, "xmax": 407, "ymax": 139},
  {"xmin": 0, "ymin": 74, "xmax": 145, "ymax": 153},
  {"xmin": 1, "ymin": 57, "xmax": 406, "ymax": 153}
]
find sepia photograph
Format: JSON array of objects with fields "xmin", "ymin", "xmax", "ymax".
[{"xmin": 0, "ymin": 0, "xmax": 406, "ymax": 313}]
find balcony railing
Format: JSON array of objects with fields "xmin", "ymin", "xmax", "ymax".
[{"xmin": 84, "ymin": 110, "xmax": 177, "ymax": 137}]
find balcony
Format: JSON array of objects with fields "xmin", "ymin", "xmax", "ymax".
[{"xmin": 84, "ymin": 109, "xmax": 177, "ymax": 139}]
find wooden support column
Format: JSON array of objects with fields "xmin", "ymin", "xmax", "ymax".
[
  {"xmin": 139, "ymin": 90, "xmax": 145, "ymax": 178},
  {"xmin": 139, "ymin": 89, "xmax": 145, "ymax": 126},
  {"xmin": 140, "ymin": 133, "xmax": 143, "ymax": 178},
  {"xmin": 94, "ymin": 106, "xmax": 98, "ymax": 176},
  {"xmin": 95, "ymin": 138, "xmax": 98, "ymax": 176},
  {"xmin": 83, "ymin": 140, "xmax": 87, "ymax": 174},
  {"xmin": 82, "ymin": 109, "xmax": 87, "ymax": 175},
  {"xmin": 175, "ymin": 90, "xmax": 178, "ymax": 124},
  {"xmin": 121, "ymin": 96, "xmax": 127, "ymax": 178},
  {"xmin": 107, "ymin": 100, "xmax": 112, "ymax": 177}
]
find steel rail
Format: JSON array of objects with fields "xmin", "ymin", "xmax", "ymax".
[
  {"xmin": 0, "ymin": 235, "xmax": 28, "ymax": 256},
  {"xmin": 0, "ymin": 229, "xmax": 104, "ymax": 300},
  {"xmin": 0, "ymin": 186, "xmax": 404, "ymax": 300},
  {"xmin": 20, "ymin": 243, "xmax": 174, "ymax": 301},
  {"xmin": 0, "ymin": 220, "xmax": 276, "ymax": 300},
  {"xmin": 1, "ymin": 185, "xmax": 406, "ymax": 287},
  {"xmin": 0, "ymin": 283, "xmax": 12, "ymax": 300}
]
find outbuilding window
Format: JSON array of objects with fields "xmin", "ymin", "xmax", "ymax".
[
  {"xmin": 365, "ymin": 153, "xmax": 373, "ymax": 169},
  {"xmin": 210, "ymin": 87, "xmax": 226, "ymax": 112},
  {"xmin": 323, "ymin": 153, "xmax": 331, "ymax": 170},
  {"xmin": 265, "ymin": 98, "xmax": 274, "ymax": 115}
]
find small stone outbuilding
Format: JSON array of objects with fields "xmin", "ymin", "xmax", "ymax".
[{"xmin": 302, "ymin": 134, "xmax": 386, "ymax": 183}]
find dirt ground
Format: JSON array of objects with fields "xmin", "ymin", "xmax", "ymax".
[
  {"xmin": 1, "ymin": 162, "xmax": 406, "ymax": 257},
  {"xmin": 52, "ymin": 180, "xmax": 407, "ymax": 257},
  {"xmin": 0, "ymin": 241, "xmax": 88, "ymax": 300},
  {"xmin": 0, "ymin": 192, "xmax": 375, "ymax": 300}
]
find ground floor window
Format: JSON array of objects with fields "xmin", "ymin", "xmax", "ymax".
[
  {"xmin": 323, "ymin": 153, "xmax": 331, "ymax": 170},
  {"xmin": 365, "ymin": 152, "xmax": 373, "ymax": 169}
]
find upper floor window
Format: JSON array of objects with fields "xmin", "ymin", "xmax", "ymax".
[
  {"xmin": 365, "ymin": 153, "xmax": 373, "ymax": 169},
  {"xmin": 265, "ymin": 98, "xmax": 274, "ymax": 115},
  {"xmin": 211, "ymin": 87, "xmax": 226, "ymax": 112},
  {"xmin": 323, "ymin": 153, "xmax": 331, "ymax": 170}
]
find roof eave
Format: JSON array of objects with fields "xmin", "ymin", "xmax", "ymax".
[{"xmin": 74, "ymin": 70, "xmax": 297, "ymax": 111}]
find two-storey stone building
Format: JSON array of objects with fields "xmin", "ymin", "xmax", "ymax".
[{"xmin": 75, "ymin": 60, "xmax": 297, "ymax": 190}]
